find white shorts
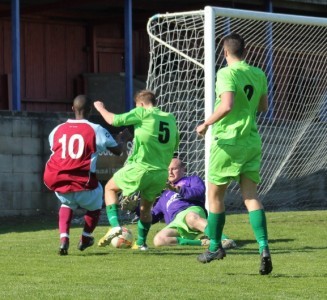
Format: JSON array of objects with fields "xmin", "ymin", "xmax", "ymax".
[{"xmin": 55, "ymin": 184, "xmax": 103, "ymax": 211}]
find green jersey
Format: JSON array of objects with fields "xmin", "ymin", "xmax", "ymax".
[
  {"xmin": 213, "ymin": 60, "xmax": 268, "ymax": 145},
  {"xmin": 113, "ymin": 106, "xmax": 179, "ymax": 170}
]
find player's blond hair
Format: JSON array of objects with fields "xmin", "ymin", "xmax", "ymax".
[{"xmin": 134, "ymin": 90, "xmax": 156, "ymax": 106}]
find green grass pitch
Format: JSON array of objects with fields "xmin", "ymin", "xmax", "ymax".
[{"xmin": 0, "ymin": 210, "xmax": 326, "ymax": 299}]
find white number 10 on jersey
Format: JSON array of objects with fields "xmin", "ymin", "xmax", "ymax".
[{"xmin": 58, "ymin": 134, "xmax": 85, "ymax": 159}]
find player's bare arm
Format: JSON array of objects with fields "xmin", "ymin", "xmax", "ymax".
[
  {"xmin": 93, "ymin": 101, "xmax": 115, "ymax": 125},
  {"xmin": 196, "ymin": 92, "xmax": 234, "ymax": 137},
  {"xmin": 257, "ymin": 94, "xmax": 268, "ymax": 112}
]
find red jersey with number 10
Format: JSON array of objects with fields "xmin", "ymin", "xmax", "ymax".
[{"xmin": 44, "ymin": 119, "xmax": 117, "ymax": 193}]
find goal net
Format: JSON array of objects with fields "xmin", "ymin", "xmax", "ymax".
[{"xmin": 146, "ymin": 7, "xmax": 327, "ymax": 211}]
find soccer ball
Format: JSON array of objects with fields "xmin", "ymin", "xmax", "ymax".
[{"xmin": 111, "ymin": 227, "xmax": 134, "ymax": 249}]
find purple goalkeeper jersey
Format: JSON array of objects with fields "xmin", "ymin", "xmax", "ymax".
[{"xmin": 151, "ymin": 175, "xmax": 206, "ymax": 224}]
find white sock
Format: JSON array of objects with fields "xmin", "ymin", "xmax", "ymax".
[
  {"xmin": 60, "ymin": 233, "xmax": 69, "ymax": 239},
  {"xmin": 82, "ymin": 231, "xmax": 92, "ymax": 237}
]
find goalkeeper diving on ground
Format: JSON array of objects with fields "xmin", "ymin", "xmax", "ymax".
[{"xmin": 131, "ymin": 158, "xmax": 236, "ymax": 250}]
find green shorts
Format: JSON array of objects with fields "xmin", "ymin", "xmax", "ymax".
[
  {"xmin": 165, "ymin": 206, "xmax": 206, "ymax": 239},
  {"xmin": 113, "ymin": 163, "xmax": 168, "ymax": 201},
  {"xmin": 208, "ymin": 139, "xmax": 261, "ymax": 185}
]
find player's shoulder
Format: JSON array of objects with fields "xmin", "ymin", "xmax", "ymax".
[
  {"xmin": 83, "ymin": 119, "xmax": 100, "ymax": 128},
  {"xmin": 189, "ymin": 175, "xmax": 205, "ymax": 183},
  {"xmin": 237, "ymin": 61, "xmax": 265, "ymax": 77},
  {"xmin": 77, "ymin": 119, "xmax": 100, "ymax": 130},
  {"xmin": 146, "ymin": 107, "xmax": 176, "ymax": 120},
  {"xmin": 87, "ymin": 121, "xmax": 111, "ymax": 134},
  {"xmin": 217, "ymin": 65, "xmax": 230, "ymax": 76},
  {"xmin": 129, "ymin": 106, "xmax": 155, "ymax": 121},
  {"xmin": 78, "ymin": 120, "xmax": 111, "ymax": 136},
  {"xmin": 131, "ymin": 106, "xmax": 146, "ymax": 118},
  {"xmin": 250, "ymin": 65, "xmax": 266, "ymax": 77},
  {"xmin": 155, "ymin": 107, "xmax": 177, "ymax": 119},
  {"xmin": 163, "ymin": 111, "xmax": 177, "ymax": 121},
  {"xmin": 217, "ymin": 65, "xmax": 238, "ymax": 82},
  {"xmin": 51, "ymin": 120, "xmax": 71, "ymax": 133},
  {"xmin": 181, "ymin": 174, "xmax": 204, "ymax": 183}
]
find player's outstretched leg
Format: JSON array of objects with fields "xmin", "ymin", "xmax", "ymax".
[
  {"xmin": 98, "ymin": 226, "xmax": 122, "ymax": 247},
  {"xmin": 78, "ymin": 209, "xmax": 100, "ymax": 251},
  {"xmin": 78, "ymin": 236, "xmax": 95, "ymax": 251}
]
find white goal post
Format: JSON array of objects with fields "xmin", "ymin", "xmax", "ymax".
[{"xmin": 146, "ymin": 6, "xmax": 327, "ymax": 210}]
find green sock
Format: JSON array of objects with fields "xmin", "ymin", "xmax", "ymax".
[
  {"xmin": 106, "ymin": 204, "xmax": 120, "ymax": 227},
  {"xmin": 176, "ymin": 237, "xmax": 201, "ymax": 246},
  {"xmin": 205, "ymin": 227, "xmax": 228, "ymax": 241},
  {"xmin": 249, "ymin": 209, "xmax": 269, "ymax": 254},
  {"xmin": 205, "ymin": 212, "xmax": 225, "ymax": 252},
  {"xmin": 136, "ymin": 220, "xmax": 151, "ymax": 246}
]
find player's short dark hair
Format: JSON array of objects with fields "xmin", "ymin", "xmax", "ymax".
[
  {"xmin": 73, "ymin": 95, "xmax": 92, "ymax": 112},
  {"xmin": 221, "ymin": 32, "xmax": 245, "ymax": 58},
  {"xmin": 134, "ymin": 90, "xmax": 156, "ymax": 106}
]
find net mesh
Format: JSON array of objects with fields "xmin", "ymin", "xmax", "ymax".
[{"xmin": 146, "ymin": 8, "xmax": 327, "ymax": 210}]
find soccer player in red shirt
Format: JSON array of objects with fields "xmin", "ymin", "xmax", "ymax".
[{"xmin": 44, "ymin": 95, "xmax": 123, "ymax": 255}]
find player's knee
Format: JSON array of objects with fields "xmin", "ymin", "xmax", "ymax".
[
  {"xmin": 104, "ymin": 178, "xmax": 120, "ymax": 192},
  {"xmin": 104, "ymin": 182, "xmax": 114, "ymax": 193},
  {"xmin": 185, "ymin": 212, "xmax": 199, "ymax": 228},
  {"xmin": 244, "ymin": 198, "xmax": 263, "ymax": 211},
  {"xmin": 153, "ymin": 234, "xmax": 165, "ymax": 247}
]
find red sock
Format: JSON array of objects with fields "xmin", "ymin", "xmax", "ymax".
[
  {"xmin": 83, "ymin": 209, "xmax": 101, "ymax": 235},
  {"xmin": 59, "ymin": 206, "xmax": 73, "ymax": 239}
]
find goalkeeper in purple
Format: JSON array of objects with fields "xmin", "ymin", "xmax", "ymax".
[
  {"xmin": 93, "ymin": 90, "xmax": 179, "ymax": 250},
  {"xmin": 151, "ymin": 158, "xmax": 236, "ymax": 249},
  {"xmin": 196, "ymin": 32, "xmax": 272, "ymax": 275}
]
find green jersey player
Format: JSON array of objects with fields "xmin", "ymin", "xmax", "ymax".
[
  {"xmin": 196, "ymin": 32, "xmax": 272, "ymax": 275},
  {"xmin": 94, "ymin": 90, "xmax": 179, "ymax": 250}
]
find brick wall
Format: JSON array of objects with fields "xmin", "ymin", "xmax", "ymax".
[
  {"xmin": 0, "ymin": 111, "xmax": 67, "ymax": 216},
  {"xmin": 0, "ymin": 112, "xmax": 326, "ymax": 216},
  {"xmin": 0, "ymin": 111, "xmax": 130, "ymax": 217}
]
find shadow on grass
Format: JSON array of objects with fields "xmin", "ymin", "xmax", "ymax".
[
  {"xmin": 80, "ymin": 237, "xmax": 326, "ymax": 258},
  {"xmin": 225, "ymin": 272, "xmax": 327, "ymax": 278},
  {"xmin": 82, "ymin": 251, "xmax": 203, "ymax": 257},
  {"xmin": 235, "ymin": 238, "xmax": 295, "ymax": 248}
]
